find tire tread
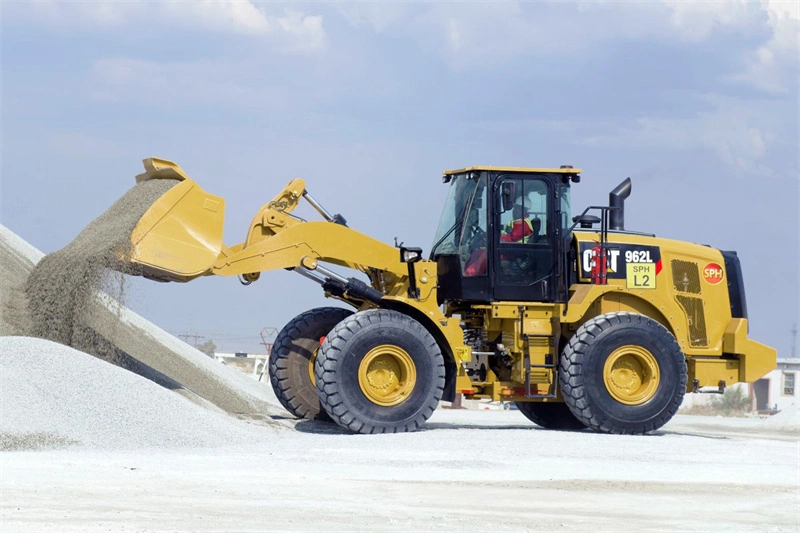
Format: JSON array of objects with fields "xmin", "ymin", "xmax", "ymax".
[
  {"xmin": 269, "ymin": 307, "xmax": 353, "ymax": 420},
  {"xmin": 559, "ymin": 312, "xmax": 687, "ymax": 435},
  {"xmin": 316, "ymin": 309, "xmax": 444, "ymax": 434}
]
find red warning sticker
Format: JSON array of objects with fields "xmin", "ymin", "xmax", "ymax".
[{"xmin": 703, "ymin": 262, "xmax": 724, "ymax": 285}]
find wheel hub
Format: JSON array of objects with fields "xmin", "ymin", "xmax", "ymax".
[
  {"xmin": 603, "ymin": 345, "xmax": 660, "ymax": 405},
  {"xmin": 358, "ymin": 345, "xmax": 416, "ymax": 406}
]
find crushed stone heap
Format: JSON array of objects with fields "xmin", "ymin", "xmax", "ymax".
[{"xmin": 0, "ymin": 337, "xmax": 274, "ymax": 450}]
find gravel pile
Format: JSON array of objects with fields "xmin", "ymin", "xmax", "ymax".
[
  {"xmin": 98, "ymin": 290, "xmax": 284, "ymax": 416},
  {"xmin": 0, "ymin": 225, "xmax": 39, "ymax": 336},
  {"xmin": 0, "ymin": 337, "xmax": 273, "ymax": 450},
  {"xmin": 1, "ymin": 217, "xmax": 283, "ymax": 419}
]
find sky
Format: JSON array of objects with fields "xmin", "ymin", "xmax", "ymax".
[{"xmin": 1, "ymin": 1, "xmax": 798, "ymax": 357}]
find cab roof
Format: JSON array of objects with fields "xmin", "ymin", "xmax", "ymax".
[{"xmin": 443, "ymin": 166, "xmax": 582, "ymax": 176}]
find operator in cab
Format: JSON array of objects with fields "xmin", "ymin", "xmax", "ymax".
[{"xmin": 501, "ymin": 197, "xmax": 537, "ymax": 244}]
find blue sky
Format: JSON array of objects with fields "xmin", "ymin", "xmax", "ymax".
[{"xmin": 1, "ymin": 1, "xmax": 798, "ymax": 357}]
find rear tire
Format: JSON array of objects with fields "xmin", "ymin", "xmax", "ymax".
[
  {"xmin": 269, "ymin": 307, "xmax": 353, "ymax": 421},
  {"xmin": 559, "ymin": 312, "xmax": 687, "ymax": 435},
  {"xmin": 315, "ymin": 309, "xmax": 445, "ymax": 434},
  {"xmin": 515, "ymin": 402, "xmax": 586, "ymax": 430}
]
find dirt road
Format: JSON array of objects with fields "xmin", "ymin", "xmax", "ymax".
[{"xmin": 2, "ymin": 410, "xmax": 797, "ymax": 532}]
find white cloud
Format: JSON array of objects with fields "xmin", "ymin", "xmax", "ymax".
[
  {"xmin": 272, "ymin": 11, "xmax": 327, "ymax": 52},
  {"xmin": 89, "ymin": 58, "xmax": 289, "ymax": 109},
  {"xmin": 661, "ymin": 0, "xmax": 763, "ymax": 41},
  {"xmin": 732, "ymin": 0, "xmax": 800, "ymax": 93},
  {"xmin": 158, "ymin": 3, "xmax": 326, "ymax": 51},
  {"xmin": 12, "ymin": 1, "xmax": 145, "ymax": 27},
  {"xmin": 335, "ymin": 4, "xmax": 409, "ymax": 32},
  {"xmin": 580, "ymin": 94, "xmax": 787, "ymax": 176},
  {"xmin": 158, "ymin": 0, "xmax": 272, "ymax": 34},
  {"xmin": 337, "ymin": 2, "xmax": 796, "ymax": 92},
  {"xmin": 8, "ymin": 1, "xmax": 326, "ymax": 53},
  {"xmin": 48, "ymin": 133, "xmax": 126, "ymax": 158}
]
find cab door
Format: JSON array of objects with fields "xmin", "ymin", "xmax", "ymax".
[{"xmin": 492, "ymin": 176, "xmax": 557, "ymax": 302}]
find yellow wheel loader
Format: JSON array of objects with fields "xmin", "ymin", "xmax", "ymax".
[{"xmin": 123, "ymin": 157, "xmax": 776, "ymax": 434}]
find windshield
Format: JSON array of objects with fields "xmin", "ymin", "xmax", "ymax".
[{"xmin": 430, "ymin": 173, "xmax": 485, "ymax": 258}]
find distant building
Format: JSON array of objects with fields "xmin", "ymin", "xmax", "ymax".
[
  {"xmin": 752, "ymin": 358, "xmax": 799, "ymax": 412},
  {"xmin": 214, "ymin": 352, "xmax": 269, "ymax": 380}
]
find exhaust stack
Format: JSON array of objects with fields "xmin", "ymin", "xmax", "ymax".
[{"xmin": 609, "ymin": 177, "xmax": 632, "ymax": 231}]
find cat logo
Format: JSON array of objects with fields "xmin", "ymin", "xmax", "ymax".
[{"xmin": 703, "ymin": 262, "xmax": 724, "ymax": 285}]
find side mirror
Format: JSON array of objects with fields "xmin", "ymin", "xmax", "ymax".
[
  {"xmin": 501, "ymin": 182, "xmax": 516, "ymax": 211},
  {"xmin": 400, "ymin": 246, "xmax": 423, "ymax": 263}
]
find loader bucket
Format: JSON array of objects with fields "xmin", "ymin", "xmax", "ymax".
[{"xmin": 128, "ymin": 158, "xmax": 225, "ymax": 282}]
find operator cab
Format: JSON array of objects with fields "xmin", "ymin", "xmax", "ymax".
[{"xmin": 430, "ymin": 166, "xmax": 581, "ymax": 304}]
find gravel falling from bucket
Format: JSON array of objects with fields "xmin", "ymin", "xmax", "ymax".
[{"xmin": 26, "ymin": 178, "xmax": 179, "ymax": 366}]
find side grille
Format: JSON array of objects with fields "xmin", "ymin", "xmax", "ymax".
[
  {"xmin": 672, "ymin": 260, "xmax": 701, "ymax": 294},
  {"xmin": 676, "ymin": 295, "xmax": 708, "ymax": 347}
]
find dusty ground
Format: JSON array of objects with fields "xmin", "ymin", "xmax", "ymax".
[{"xmin": 2, "ymin": 410, "xmax": 798, "ymax": 533}]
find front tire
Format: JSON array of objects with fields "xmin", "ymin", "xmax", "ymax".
[
  {"xmin": 269, "ymin": 307, "xmax": 353, "ymax": 420},
  {"xmin": 559, "ymin": 312, "xmax": 687, "ymax": 435},
  {"xmin": 515, "ymin": 402, "xmax": 586, "ymax": 430},
  {"xmin": 315, "ymin": 309, "xmax": 445, "ymax": 434}
]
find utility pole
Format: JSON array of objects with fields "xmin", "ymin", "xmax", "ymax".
[
  {"xmin": 791, "ymin": 323, "xmax": 797, "ymax": 359},
  {"xmin": 258, "ymin": 327, "xmax": 279, "ymax": 382},
  {"xmin": 178, "ymin": 333, "xmax": 205, "ymax": 347},
  {"xmin": 259, "ymin": 327, "xmax": 278, "ymax": 355}
]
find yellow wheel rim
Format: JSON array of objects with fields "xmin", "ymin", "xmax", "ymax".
[
  {"xmin": 603, "ymin": 345, "xmax": 660, "ymax": 405},
  {"xmin": 308, "ymin": 347, "xmax": 319, "ymax": 387},
  {"xmin": 358, "ymin": 345, "xmax": 417, "ymax": 407}
]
